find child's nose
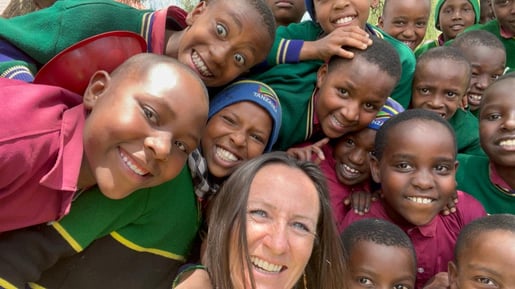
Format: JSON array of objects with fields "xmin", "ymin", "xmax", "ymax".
[
  {"xmin": 412, "ymin": 169, "xmax": 435, "ymax": 190},
  {"xmin": 145, "ymin": 131, "xmax": 172, "ymax": 161}
]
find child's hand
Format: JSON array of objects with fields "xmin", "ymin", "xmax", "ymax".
[
  {"xmin": 300, "ymin": 26, "xmax": 372, "ymax": 61},
  {"xmin": 344, "ymin": 190, "xmax": 378, "ymax": 215},
  {"xmin": 441, "ymin": 192, "xmax": 458, "ymax": 215},
  {"xmin": 286, "ymin": 138, "xmax": 329, "ymax": 164},
  {"xmin": 422, "ymin": 272, "xmax": 449, "ymax": 289}
]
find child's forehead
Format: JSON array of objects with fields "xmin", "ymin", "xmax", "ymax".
[{"xmin": 415, "ymin": 59, "xmax": 469, "ymax": 79}]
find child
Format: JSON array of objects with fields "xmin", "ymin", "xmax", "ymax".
[
  {"xmin": 266, "ymin": 36, "xmax": 401, "ymax": 150},
  {"xmin": 0, "ymin": 80, "xmax": 281, "ymax": 289},
  {"xmin": 456, "ymin": 73, "xmax": 515, "ymax": 214},
  {"xmin": 341, "ymin": 219, "xmax": 417, "ymax": 289},
  {"xmin": 0, "ymin": 0, "xmax": 276, "ymax": 87},
  {"xmin": 341, "ymin": 109, "xmax": 487, "ymax": 289},
  {"xmin": 378, "ymin": 0, "xmax": 432, "ymax": 51},
  {"xmin": 0, "ymin": 53, "xmax": 209, "ymax": 233},
  {"xmin": 449, "ymin": 214, "xmax": 515, "ymax": 289},
  {"xmin": 415, "ymin": 0, "xmax": 480, "ymax": 57},
  {"xmin": 411, "ymin": 46, "xmax": 485, "ymax": 156},
  {"xmin": 253, "ymin": 0, "xmax": 416, "ymax": 109},
  {"xmin": 451, "ymin": 30, "xmax": 506, "ymax": 117},
  {"xmin": 317, "ymin": 97, "xmax": 404, "ymax": 231},
  {"xmin": 265, "ymin": 0, "xmax": 306, "ymax": 27},
  {"xmin": 479, "ymin": 0, "xmax": 496, "ymax": 23},
  {"xmin": 464, "ymin": 0, "xmax": 515, "ymax": 74}
]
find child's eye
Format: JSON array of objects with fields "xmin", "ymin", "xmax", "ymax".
[
  {"xmin": 418, "ymin": 87, "xmax": 430, "ymax": 95},
  {"xmin": 491, "ymin": 74, "xmax": 501, "ymax": 81},
  {"xmin": 393, "ymin": 20, "xmax": 406, "ymax": 26},
  {"xmin": 142, "ymin": 106, "xmax": 158, "ymax": 124},
  {"xmin": 358, "ymin": 277, "xmax": 373, "ymax": 286},
  {"xmin": 250, "ymin": 133, "xmax": 265, "ymax": 145},
  {"xmin": 174, "ymin": 140, "xmax": 188, "ymax": 154},
  {"xmin": 234, "ymin": 53, "xmax": 246, "ymax": 66},
  {"xmin": 364, "ymin": 102, "xmax": 378, "ymax": 111},
  {"xmin": 345, "ymin": 138, "xmax": 355, "ymax": 146},
  {"xmin": 434, "ymin": 164, "xmax": 450, "ymax": 173},
  {"xmin": 396, "ymin": 162, "xmax": 412, "ymax": 170},
  {"xmin": 338, "ymin": 88, "xmax": 349, "ymax": 96},
  {"xmin": 487, "ymin": 113, "xmax": 502, "ymax": 121},
  {"xmin": 394, "ymin": 285, "xmax": 410, "ymax": 289},
  {"xmin": 445, "ymin": 91, "xmax": 458, "ymax": 99},
  {"xmin": 222, "ymin": 115, "xmax": 237, "ymax": 125},
  {"xmin": 215, "ymin": 23, "xmax": 227, "ymax": 37},
  {"xmin": 416, "ymin": 21, "xmax": 427, "ymax": 28},
  {"xmin": 476, "ymin": 277, "xmax": 496, "ymax": 286}
]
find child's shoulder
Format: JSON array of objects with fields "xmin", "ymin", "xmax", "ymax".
[
  {"xmin": 449, "ymin": 109, "xmax": 478, "ymax": 130},
  {"xmin": 454, "ymin": 190, "xmax": 487, "ymax": 222}
]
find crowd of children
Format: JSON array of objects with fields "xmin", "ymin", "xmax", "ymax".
[{"xmin": 0, "ymin": 0, "xmax": 514, "ymax": 288}]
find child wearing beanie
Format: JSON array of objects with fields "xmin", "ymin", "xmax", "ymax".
[
  {"xmin": 415, "ymin": 0, "xmax": 480, "ymax": 57},
  {"xmin": 188, "ymin": 79, "xmax": 282, "ymax": 201}
]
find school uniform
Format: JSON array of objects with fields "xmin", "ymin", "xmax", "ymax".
[
  {"xmin": 415, "ymin": 0, "xmax": 480, "ymax": 58},
  {"xmin": 0, "ymin": 0, "xmax": 186, "ymax": 81},
  {"xmin": 449, "ymin": 109, "xmax": 485, "ymax": 156},
  {"xmin": 318, "ymin": 144, "xmax": 371, "ymax": 232},
  {"xmin": 456, "ymin": 153, "xmax": 515, "ymax": 214},
  {"xmin": 0, "ymin": 167, "xmax": 200, "ymax": 289},
  {"xmin": 252, "ymin": 21, "xmax": 414, "ymax": 150},
  {"xmin": 341, "ymin": 191, "xmax": 486, "ymax": 289},
  {"xmin": 0, "ymin": 78, "xmax": 83, "ymax": 233},
  {"xmin": 465, "ymin": 20, "xmax": 515, "ymax": 72}
]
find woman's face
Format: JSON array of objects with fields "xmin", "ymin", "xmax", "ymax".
[{"xmin": 230, "ymin": 163, "xmax": 320, "ymax": 289}]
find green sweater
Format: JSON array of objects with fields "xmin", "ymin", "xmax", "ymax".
[
  {"xmin": 0, "ymin": 166, "xmax": 200, "ymax": 289},
  {"xmin": 0, "ymin": 0, "xmax": 172, "ymax": 78},
  {"xmin": 456, "ymin": 154, "xmax": 515, "ymax": 214},
  {"xmin": 448, "ymin": 109, "xmax": 484, "ymax": 156},
  {"xmin": 465, "ymin": 20, "xmax": 515, "ymax": 72},
  {"xmin": 253, "ymin": 21, "xmax": 416, "ymax": 150}
]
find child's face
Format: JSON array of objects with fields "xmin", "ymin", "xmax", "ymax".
[
  {"xmin": 348, "ymin": 240, "xmax": 416, "ymax": 289},
  {"xmin": 315, "ymin": 58, "xmax": 396, "ymax": 139},
  {"xmin": 177, "ymin": 1, "xmax": 272, "ymax": 87},
  {"xmin": 449, "ymin": 230, "xmax": 515, "ymax": 289},
  {"xmin": 333, "ymin": 128, "xmax": 376, "ymax": 186},
  {"xmin": 412, "ymin": 59, "xmax": 469, "ymax": 120},
  {"xmin": 266, "ymin": 0, "xmax": 306, "ymax": 26},
  {"xmin": 201, "ymin": 102, "xmax": 272, "ymax": 178},
  {"xmin": 313, "ymin": 0, "xmax": 370, "ymax": 34},
  {"xmin": 378, "ymin": 0, "xmax": 430, "ymax": 50},
  {"xmin": 462, "ymin": 46, "xmax": 506, "ymax": 112},
  {"xmin": 439, "ymin": 0, "xmax": 476, "ymax": 40},
  {"xmin": 82, "ymin": 67, "xmax": 208, "ymax": 199},
  {"xmin": 479, "ymin": 78, "xmax": 515, "ymax": 168},
  {"xmin": 492, "ymin": 0, "xmax": 515, "ymax": 34},
  {"xmin": 370, "ymin": 120, "xmax": 458, "ymax": 226},
  {"xmin": 480, "ymin": 0, "xmax": 496, "ymax": 23}
]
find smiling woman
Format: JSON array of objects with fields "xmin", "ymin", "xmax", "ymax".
[{"xmin": 174, "ymin": 152, "xmax": 347, "ymax": 289}]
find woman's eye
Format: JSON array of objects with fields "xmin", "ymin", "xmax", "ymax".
[
  {"xmin": 234, "ymin": 53, "xmax": 246, "ymax": 66},
  {"xmin": 291, "ymin": 222, "xmax": 311, "ymax": 234},
  {"xmin": 216, "ymin": 23, "xmax": 227, "ymax": 37},
  {"xmin": 249, "ymin": 209, "xmax": 267, "ymax": 219}
]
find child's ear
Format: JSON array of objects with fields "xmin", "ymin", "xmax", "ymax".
[
  {"xmin": 448, "ymin": 261, "xmax": 459, "ymax": 289},
  {"xmin": 369, "ymin": 153, "xmax": 381, "ymax": 184},
  {"xmin": 186, "ymin": 0, "xmax": 207, "ymax": 26},
  {"xmin": 83, "ymin": 70, "xmax": 110, "ymax": 110},
  {"xmin": 378, "ymin": 16, "xmax": 384, "ymax": 28},
  {"xmin": 316, "ymin": 64, "xmax": 328, "ymax": 89}
]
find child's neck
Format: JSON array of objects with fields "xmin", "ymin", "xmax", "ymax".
[
  {"xmin": 494, "ymin": 163, "xmax": 515, "ymax": 190},
  {"xmin": 164, "ymin": 29, "xmax": 183, "ymax": 58}
]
